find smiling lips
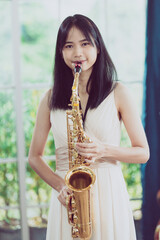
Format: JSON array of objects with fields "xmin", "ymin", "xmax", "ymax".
[{"xmin": 73, "ymin": 60, "xmax": 86, "ymax": 64}]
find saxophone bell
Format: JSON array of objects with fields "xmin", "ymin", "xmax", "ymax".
[{"xmin": 65, "ymin": 165, "xmax": 96, "ymax": 239}]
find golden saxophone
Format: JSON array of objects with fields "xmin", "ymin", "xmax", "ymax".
[{"xmin": 65, "ymin": 63, "xmax": 96, "ymax": 239}]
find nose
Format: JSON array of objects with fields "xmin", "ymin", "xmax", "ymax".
[{"xmin": 74, "ymin": 45, "xmax": 82, "ymax": 57}]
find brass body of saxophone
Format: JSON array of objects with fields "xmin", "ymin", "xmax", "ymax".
[{"xmin": 65, "ymin": 64, "xmax": 96, "ymax": 239}]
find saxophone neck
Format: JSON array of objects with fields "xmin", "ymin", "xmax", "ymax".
[
  {"xmin": 72, "ymin": 72, "xmax": 79, "ymax": 93},
  {"xmin": 72, "ymin": 63, "xmax": 82, "ymax": 92},
  {"xmin": 74, "ymin": 62, "xmax": 82, "ymax": 74},
  {"xmin": 71, "ymin": 63, "xmax": 82, "ymax": 106}
]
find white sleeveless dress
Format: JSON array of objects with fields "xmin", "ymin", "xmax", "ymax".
[{"xmin": 46, "ymin": 90, "xmax": 137, "ymax": 240}]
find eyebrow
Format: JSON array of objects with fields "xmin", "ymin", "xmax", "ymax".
[{"xmin": 65, "ymin": 38, "xmax": 89, "ymax": 44}]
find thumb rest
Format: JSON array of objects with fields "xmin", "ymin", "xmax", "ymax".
[{"xmin": 65, "ymin": 63, "xmax": 96, "ymax": 239}]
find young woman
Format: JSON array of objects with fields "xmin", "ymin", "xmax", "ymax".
[{"xmin": 28, "ymin": 14, "xmax": 150, "ymax": 240}]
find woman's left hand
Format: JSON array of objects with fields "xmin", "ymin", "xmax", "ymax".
[{"xmin": 76, "ymin": 141, "xmax": 105, "ymax": 163}]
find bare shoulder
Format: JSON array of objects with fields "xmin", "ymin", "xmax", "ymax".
[
  {"xmin": 35, "ymin": 89, "xmax": 52, "ymax": 125},
  {"xmin": 114, "ymin": 81, "xmax": 135, "ymax": 113},
  {"xmin": 114, "ymin": 81, "xmax": 129, "ymax": 99},
  {"xmin": 38, "ymin": 89, "xmax": 52, "ymax": 112}
]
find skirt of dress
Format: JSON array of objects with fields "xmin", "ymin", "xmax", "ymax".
[{"xmin": 46, "ymin": 166, "xmax": 137, "ymax": 240}]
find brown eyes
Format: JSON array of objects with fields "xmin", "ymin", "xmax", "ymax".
[
  {"xmin": 64, "ymin": 42, "xmax": 90, "ymax": 49},
  {"xmin": 82, "ymin": 42, "xmax": 90, "ymax": 46},
  {"xmin": 65, "ymin": 44, "xmax": 72, "ymax": 49}
]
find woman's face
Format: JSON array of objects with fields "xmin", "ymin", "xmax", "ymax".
[{"xmin": 62, "ymin": 26, "xmax": 98, "ymax": 74}]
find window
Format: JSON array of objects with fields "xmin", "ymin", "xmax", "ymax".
[
  {"xmin": 0, "ymin": 1, "xmax": 146, "ymax": 239},
  {"xmin": 106, "ymin": 0, "xmax": 146, "ymax": 217}
]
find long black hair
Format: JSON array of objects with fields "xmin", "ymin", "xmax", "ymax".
[{"xmin": 49, "ymin": 14, "xmax": 117, "ymax": 111}]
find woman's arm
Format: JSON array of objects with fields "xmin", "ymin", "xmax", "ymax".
[
  {"xmin": 76, "ymin": 82, "xmax": 150, "ymax": 164},
  {"xmin": 28, "ymin": 90, "xmax": 65, "ymax": 193},
  {"xmin": 113, "ymin": 82, "xmax": 150, "ymax": 163}
]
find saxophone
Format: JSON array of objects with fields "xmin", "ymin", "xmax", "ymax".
[{"xmin": 65, "ymin": 63, "xmax": 96, "ymax": 239}]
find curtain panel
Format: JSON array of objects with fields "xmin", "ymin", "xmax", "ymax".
[{"xmin": 142, "ymin": 0, "xmax": 160, "ymax": 239}]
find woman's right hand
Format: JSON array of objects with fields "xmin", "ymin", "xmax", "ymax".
[{"xmin": 57, "ymin": 186, "xmax": 72, "ymax": 207}]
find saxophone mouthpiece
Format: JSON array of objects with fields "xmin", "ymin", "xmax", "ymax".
[{"xmin": 74, "ymin": 62, "xmax": 82, "ymax": 73}]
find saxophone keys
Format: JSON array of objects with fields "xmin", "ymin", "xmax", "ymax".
[
  {"xmin": 72, "ymin": 226, "xmax": 79, "ymax": 238},
  {"xmin": 66, "ymin": 198, "xmax": 70, "ymax": 210},
  {"xmin": 72, "ymin": 213, "xmax": 78, "ymax": 224},
  {"xmin": 73, "ymin": 103, "xmax": 79, "ymax": 107},
  {"xmin": 68, "ymin": 212, "xmax": 74, "ymax": 223},
  {"xmin": 68, "ymin": 211, "xmax": 78, "ymax": 224},
  {"xmin": 84, "ymin": 162, "xmax": 91, "ymax": 167},
  {"xmin": 73, "ymin": 153, "xmax": 78, "ymax": 159},
  {"xmin": 71, "ymin": 196, "xmax": 76, "ymax": 208},
  {"xmin": 67, "ymin": 194, "xmax": 76, "ymax": 209}
]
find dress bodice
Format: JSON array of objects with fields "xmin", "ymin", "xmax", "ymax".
[
  {"xmin": 47, "ymin": 90, "xmax": 136, "ymax": 240},
  {"xmin": 50, "ymin": 90, "xmax": 121, "ymax": 171}
]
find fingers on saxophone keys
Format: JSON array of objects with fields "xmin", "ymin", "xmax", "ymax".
[
  {"xmin": 63, "ymin": 187, "xmax": 72, "ymax": 196},
  {"xmin": 67, "ymin": 189, "xmax": 72, "ymax": 195},
  {"xmin": 58, "ymin": 186, "xmax": 72, "ymax": 206},
  {"xmin": 76, "ymin": 142, "xmax": 94, "ymax": 149},
  {"xmin": 80, "ymin": 152, "xmax": 94, "ymax": 159},
  {"xmin": 85, "ymin": 156, "xmax": 95, "ymax": 163}
]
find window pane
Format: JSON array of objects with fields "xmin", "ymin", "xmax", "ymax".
[
  {"xmin": 126, "ymin": 82, "xmax": 143, "ymax": 116},
  {"xmin": 0, "ymin": 89, "xmax": 20, "ymax": 230},
  {"xmin": 26, "ymin": 161, "xmax": 55, "ymax": 228},
  {"xmin": 20, "ymin": 1, "xmax": 59, "ymax": 84},
  {"xmin": 59, "ymin": 0, "xmax": 108, "ymax": 39},
  {"xmin": 59, "ymin": 0, "xmax": 98, "ymax": 21},
  {"xmin": 107, "ymin": 0, "xmax": 146, "ymax": 82},
  {"xmin": 0, "ymin": 90, "xmax": 17, "ymax": 158},
  {"xmin": 27, "ymin": 207, "xmax": 48, "ymax": 228},
  {"xmin": 0, "ymin": 1, "xmax": 13, "ymax": 85},
  {"xmin": 121, "ymin": 124, "xmax": 142, "ymax": 213},
  {"xmin": 26, "ymin": 161, "xmax": 55, "ymax": 206},
  {"xmin": 23, "ymin": 88, "xmax": 56, "ymax": 227},
  {"xmin": 0, "ymin": 162, "xmax": 20, "ymax": 230},
  {"xmin": 120, "ymin": 82, "xmax": 143, "ymax": 209},
  {"xmin": 23, "ymin": 89, "xmax": 55, "ymax": 156}
]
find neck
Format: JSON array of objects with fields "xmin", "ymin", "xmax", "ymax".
[
  {"xmin": 78, "ymin": 69, "xmax": 92, "ymax": 94},
  {"xmin": 78, "ymin": 80, "xmax": 88, "ymax": 94}
]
